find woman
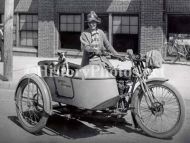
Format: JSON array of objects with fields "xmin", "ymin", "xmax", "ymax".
[{"xmin": 80, "ymin": 11, "xmax": 119, "ymax": 67}]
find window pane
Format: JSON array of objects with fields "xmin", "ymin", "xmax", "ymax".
[
  {"xmin": 27, "ymin": 32, "xmax": 33, "ymax": 38},
  {"xmin": 33, "ymin": 39, "xmax": 38, "ymax": 46},
  {"xmin": 27, "ymin": 22, "xmax": 33, "ymax": 30},
  {"xmin": 67, "ymin": 24, "xmax": 74, "ymax": 31},
  {"xmin": 33, "ymin": 23, "xmax": 38, "ymax": 30},
  {"xmin": 20, "ymin": 37, "xmax": 26, "ymax": 45},
  {"xmin": 122, "ymin": 16, "xmax": 129, "ymax": 25},
  {"xmin": 122, "ymin": 26, "xmax": 130, "ymax": 34},
  {"xmin": 74, "ymin": 24, "xmax": 81, "ymax": 32},
  {"xmin": 130, "ymin": 26, "xmax": 138, "ymax": 34},
  {"xmin": 67, "ymin": 15, "xmax": 74, "ymax": 23},
  {"xmin": 60, "ymin": 15, "xmax": 67, "ymax": 23},
  {"xmin": 20, "ymin": 22, "xmax": 26, "ymax": 30},
  {"xmin": 33, "ymin": 15, "xmax": 38, "ymax": 23},
  {"xmin": 113, "ymin": 16, "xmax": 121, "ymax": 25},
  {"xmin": 27, "ymin": 38, "xmax": 33, "ymax": 46},
  {"xmin": 130, "ymin": 17, "xmax": 138, "ymax": 25},
  {"xmin": 26, "ymin": 15, "xmax": 32, "ymax": 22},
  {"xmin": 113, "ymin": 25, "xmax": 121, "ymax": 34},
  {"xmin": 74, "ymin": 15, "xmax": 81, "ymax": 23},
  {"xmin": 20, "ymin": 15, "xmax": 26, "ymax": 23},
  {"xmin": 21, "ymin": 31, "xmax": 26, "ymax": 38},
  {"xmin": 60, "ymin": 24, "xmax": 67, "ymax": 31},
  {"xmin": 60, "ymin": 32, "xmax": 81, "ymax": 49},
  {"xmin": 33, "ymin": 32, "xmax": 38, "ymax": 38},
  {"xmin": 113, "ymin": 34, "xmax": 139, "ymax": 53}
]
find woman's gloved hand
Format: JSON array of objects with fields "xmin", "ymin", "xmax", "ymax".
[{"xmin": 93, "ymin": 48, "xmax": 102, "ymax": 56}]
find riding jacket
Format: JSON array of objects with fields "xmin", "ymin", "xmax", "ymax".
[{"xmin": 80, "ymin": 28, "xmax": 118, "ymax": 67}]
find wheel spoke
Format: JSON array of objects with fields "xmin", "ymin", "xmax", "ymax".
[
  {"xmin": 17, "ymin": 80, "xmax": 46, "ymax": 127},
  {"xmin": 138, "ymin": 83, "xmax": 182, "ymax": 134}
]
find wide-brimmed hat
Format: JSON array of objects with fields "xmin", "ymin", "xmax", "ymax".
[{"xmin": 86, "ymin": 11, "xmax": 101, "ymax": 23}]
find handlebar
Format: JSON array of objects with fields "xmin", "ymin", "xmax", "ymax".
[{"xmin": 100, "ymin": 51, "xmax": 146, "ymax": 62}]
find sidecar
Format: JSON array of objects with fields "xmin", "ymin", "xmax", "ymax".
[
  {"xmin": 39, "ymin": 60, "xmax": 119, "ymax": 110},
  {"xmin": 15, "ymin": 60, "xmax": 119, "ymax": 133}
]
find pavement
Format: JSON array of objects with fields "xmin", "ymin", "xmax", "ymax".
[
  {"xmin": 0, "ymin": 56, "xmax": 190, "ymax": 143},
  {"xmin": 0, "ymin": 55, "xmax": 190, "ymax": 99}
]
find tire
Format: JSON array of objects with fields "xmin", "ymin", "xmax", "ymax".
[
  {"xmin": 167, "ymin": 45, "xmax": 179, "ymax": 63},
  {"xmin": 15, "ymin": 74, "xmax": 52, "ymax": 133},
  {"xmin": 133, "ymin": 81, "xmax": 185, "ymax": 139}
]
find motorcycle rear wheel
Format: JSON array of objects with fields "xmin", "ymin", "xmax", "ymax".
[{"xmin": 133, "ymin": 81, "xmax": 185, "ymax": 139}]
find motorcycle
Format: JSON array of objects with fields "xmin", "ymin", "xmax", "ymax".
[{"xmin": 15, "ymin": 50, "xmax": 185, "ymax": 139}]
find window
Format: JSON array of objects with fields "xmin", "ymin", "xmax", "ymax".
[
  {"xmin": 19, "ymin": 14, "xmax": 38, "ymax": 47},
  {"xmin": 59, "ymin": 14, "xmax": 81, "ymax": 49},
  {"xmin": 112, "ymin": 15, "xmax": 139, "ymax": 53}
]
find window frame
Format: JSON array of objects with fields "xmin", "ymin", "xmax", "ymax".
[
  {"xmin": 59, "ymin": 14, "xmax": 82, "ymax": 49},
  {"xmin": 59, "ymin": 14, "xmax": 82, "ymax": 32},
  {"xmin": 112, "ymin": 14, "xmax": 139, "ymax": 53},
  {"xmin": 112, "ymin": 15, "xmax": 139, "ymax": 35},
  {"xmin": 19, "ymin": 14, "xmax": 38, "ymax": 47}
]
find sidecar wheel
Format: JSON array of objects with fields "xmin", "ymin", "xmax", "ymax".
[
  {"xmin": 133, "ymin": 81, "xmax": 185, "ymax": 139},
  {"xmin": 15, "ymin": 75, "xmax": 51, "ymax": 133}
]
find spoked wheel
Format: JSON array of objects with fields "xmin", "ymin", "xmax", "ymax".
[
  {"xmin": 133, "ymin": 81, "xmax": 185, "ymax": 139},
  {"xmin": 15, "ymin": 74, "xmax": 52, "ymax": 133},
  {"xmin": 167, "ymin": 44, "xmax": 179, "ymax": 63}
]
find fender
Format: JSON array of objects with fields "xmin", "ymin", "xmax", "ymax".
[
  {"xmin": 15, "ymin": 74, "xmax": 53, "ymax": 115},
  {"xmin": 133, "ymin": 77, "xmax": 169, "ymax": 93}
]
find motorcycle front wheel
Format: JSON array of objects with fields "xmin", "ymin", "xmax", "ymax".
[{"xmin": 133, "ymin": 81, "xmax": 185, "ymax": 139}]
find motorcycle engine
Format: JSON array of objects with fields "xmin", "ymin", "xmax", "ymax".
[
  {"xmin": 109, "ymin": 68, "xmax": 132, "ymax": 95},
  {"xmin": 117, "ymin": 80, "xmax": 131, "ymax": 95}
]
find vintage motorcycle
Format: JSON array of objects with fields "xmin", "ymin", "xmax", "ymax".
[{"xmin": 15, "ymin": 50, "xmax": 185, "ymax": 139}]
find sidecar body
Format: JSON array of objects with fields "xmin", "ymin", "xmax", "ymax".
[{"xmin": 39, "ymin": 61, "xmax": 119, "ymax": 110}]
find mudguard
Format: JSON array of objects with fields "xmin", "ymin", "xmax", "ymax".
[
  {"xmin": 15, "ymin": 74, "xmax": 53, "ymax": 115},
  {"xmin": 133, "ymin": 77, "xmax": 168, "ymax": 93}
]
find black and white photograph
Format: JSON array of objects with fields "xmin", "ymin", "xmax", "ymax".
[{"xmin": 0, "ymin": 0, "xmax": 190, "ymax": 143}]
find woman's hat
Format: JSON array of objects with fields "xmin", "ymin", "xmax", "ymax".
[{"xmin": 86, "ymin": 11, "xmax": 101, "ymax": 23}]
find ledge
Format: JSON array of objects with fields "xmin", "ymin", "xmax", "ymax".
[
  {"xmin": 13, "ymin": 47, "xmax": 38, "ymax": 53},
  {"xmin": 57, "ymin": 49, "xmax": 83, "ymax": 57}
]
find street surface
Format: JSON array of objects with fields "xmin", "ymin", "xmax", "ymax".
[
  {"xmin": 0, "ymin": 89, "xmax": 189, "ymax": 143},
  {"xmin": 0, "ymin": 57, "xmax": 190, "ymax": 143}
]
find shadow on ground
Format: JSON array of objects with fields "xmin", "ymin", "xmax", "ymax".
[{"xmin": 7, "ymin": 114, "xmax": 155, "ymax": 140}]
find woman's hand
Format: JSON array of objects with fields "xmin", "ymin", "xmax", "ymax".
[{"xmin": 93, "ymin": 48, "xmax": 102, "ymax": 56}]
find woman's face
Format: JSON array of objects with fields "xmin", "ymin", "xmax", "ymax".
[{"xmin": 88, "ymin": 21, "xmax": 97, "ymax": 30}]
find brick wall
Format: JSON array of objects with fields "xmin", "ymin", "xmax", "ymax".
[
  {"xmin": 1, "ymin": 0, "xmax": 190, "ymax": 57},
  {"xmin": 140, "ymin": 0, "xmax": 164, "ymax": 54},
  {"xmin": 38, "ymin": 0, "xmax": 55, "ymax": 57},
  {"xmin": 55, "ymin": 0, "xmax": 140, "ymax": 13},
  {"xmin": 167, "ymin": 0, "xmax": 190, "ymax": 13}
]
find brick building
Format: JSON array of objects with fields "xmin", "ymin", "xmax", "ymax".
[{"xmin": 0, "ymin": 0, "xmax": 190, "ymax": 57}]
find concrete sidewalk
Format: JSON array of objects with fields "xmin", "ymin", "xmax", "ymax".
[{"xmin": 0, "ymin": 56, "xmax": 190, "ymax": 99}]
